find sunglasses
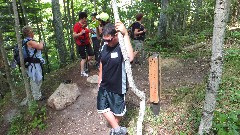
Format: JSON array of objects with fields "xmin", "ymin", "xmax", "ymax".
[{"xmin": 103, "ymin": 37, "xmax": 113, "ymax": 43}]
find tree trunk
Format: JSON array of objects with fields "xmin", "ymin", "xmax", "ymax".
[
  {"xmin": 52, "ymin": 0, "xmax": 67, "ymax": 67},
  {"xmin": 19, "ymin": 0, "xmax": 29, "ymax": 25},
  {"xmin": 0, "ymin": 30, "xmax": 17, "ymax": 103},
  {"xmin": 40, "ymin": 22, "xmax": 50, "ymax": 73},
  {"xmin": 12, "ymin": 0, "xmax": 32, "ymax": 105},
  {"xmin": 36, "ymin": 16, "xmax": 42, "ymax": 42},
  {"xmin": 71, "ymin": 0, "xmax": 75, "ymax": 23},
  {"xmin": 112, "ymin": 1, "xmax": 146, "ymax": 135},
  {"xmin": 194, "ymin": 0, "xmax": 202, "ymax": 22},
  {"xmin": 198, "ymin": 0, "xmax": 230, "ymax": 134},
  {"xmin": 67, "ymin": 0, "xmax": 75, "ymax": 61},
  {"xmin": 0, "ymin": 46, "xmax": 4, "ymax": 70},
  {"xmin": 63, "ymin": 0, "xmax": 73, "ymax": 61},
  {"xmin": 158, "ymin": 0, "xmax": 168, "ymax": 40},
  {"xmin": 93, "ymin": 0, "xmax": 97, "ymax": 12},
  {"xmin": 37, "ymin": 0, "xmax": 50, "ymax": 73}
]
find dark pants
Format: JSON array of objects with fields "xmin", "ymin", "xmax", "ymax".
[
  {"xmin": 76, "ymin": 44, "xmax": 94, "ymax": 59},
  {"xmin": 92, "ymin": 37, "xmax": 101, "ymax": 63}
]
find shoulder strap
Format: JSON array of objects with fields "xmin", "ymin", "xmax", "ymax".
[{"xmin": 23, "ymin": 38, "xmax": 38, "ymax": 58}]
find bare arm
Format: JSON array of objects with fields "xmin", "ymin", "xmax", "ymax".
[
  {"xmin": 27, "ymin": 40, "xmax": 44, "ymax": 50},
  {"xmin": 73, "ymin": 23, "xmax": 87, "ymax": 38},
  {"xmin": 98, "ymin": 62, "xmax": 102, "ymax": 88},
  {"xmin": 73, "ymin": 30, "xmax": 85, "ymax": 39},
  {"xmin": 96, "ymin": 27, "xmax": 101, "ymax": 40},
  {"xmin": 134, "ymin": 28, "xmax": 146, "ymax": 35}
]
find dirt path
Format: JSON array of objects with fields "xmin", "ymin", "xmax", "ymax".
[
  {"xmin": 1, "ymin": 55, "xmax": 210, "ymax": 135},
  {"xmin": 39, "ymin": 56, "xmax": 209, "ymax": 135},
  {"xmin": 39, "ymin": 65, "xmax": 110, "ymax": 135}
]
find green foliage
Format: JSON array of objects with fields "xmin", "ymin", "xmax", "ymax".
[
  {"xmin": 8, "ymin": 101, "xmax": 47, "ymax": 135},
  {"xmin": 211, "ymin": 45, "xmax": 240, "ymax": 135},
  {"xmin": 213, "ymin": 110, "xmax": 240, "ymax": 135}
]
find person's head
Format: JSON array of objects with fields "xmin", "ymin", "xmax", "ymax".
[
  {"xmin": 102, "ymin": 23, "xmax": 118, "ymax": 47},
  {"xmin": 91, "ymin": 13, "xmax": 97, "ymax": 20},
  {"xmin": 22, "ymin": 26, "xmax": 34, "ymax": 38},
  {"xmin": 78, "ymin": 12, "xmax": 88, "ymax": 26},
  {"xmin": 136, "ymin": 13, "xmax": 144, "ymax": 21}
]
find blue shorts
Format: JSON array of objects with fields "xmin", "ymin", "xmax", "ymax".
[{"xmin": 97, "ymin": 87, "xmax": 126, "ymax": 116}]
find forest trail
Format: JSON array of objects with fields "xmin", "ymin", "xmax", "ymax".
[
  {"xmin": 39, "ymin": 55, "xmax": 209, "ymax": 135},
  {"xmin": 39, "ymin": 64, "xmax": 110, "ymax": 135},
  {"xmin": 1, "ymin": 53, "xmax": 210, "ymax": 135}
]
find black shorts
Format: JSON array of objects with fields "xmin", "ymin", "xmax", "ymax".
[
  {"xmin": 77, "ymin": 44, "xmax": 94, "ymax": 59},
  {"xmin": 97, "ymin": 87, "xmax": 126, "ymax": 116}
]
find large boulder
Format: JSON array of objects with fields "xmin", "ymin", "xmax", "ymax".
[{"xmin": 47, "ymin": 83, "xmax": 80, "ymax": 110}]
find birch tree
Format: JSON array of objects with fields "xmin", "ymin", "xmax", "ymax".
[
  {"xmin": 198, "ymin": 0, "xmax": 230, "ymax": 134},
  {"xmin": 52, "ymin": 0, "xmax": 67, "ymax": 67},
  {"xmin": 19, "ymin": 0, "xmax": 29, "ymax": 25},
  {"xmin": 112, "ymin": 0, "xmax": 146, "ymax": 135}
]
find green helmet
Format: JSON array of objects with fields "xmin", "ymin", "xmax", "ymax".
[{"xmin": 96, "ymin": 12, "xmax": 109, "ymax": 22}]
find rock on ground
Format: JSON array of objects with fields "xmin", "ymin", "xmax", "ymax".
[{"xmin": 47, "ymin": 83, "xmax": 80, "ymax": 110}]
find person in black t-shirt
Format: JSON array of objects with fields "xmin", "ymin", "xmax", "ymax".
[
  {"xmin": 97, "ymin": 22, "xmax": 134, "ymax": 135},
  {"xmin": 132, "ymin": 13, "xmax": 147, "ymax": 64}
]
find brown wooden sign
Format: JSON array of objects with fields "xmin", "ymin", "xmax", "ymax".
[{"xmin": 149, "ymin": 54, "xmax": 161, "ymax": 103}]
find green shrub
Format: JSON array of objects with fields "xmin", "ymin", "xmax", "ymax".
[
  {"xmin": 212, "ymin": 46, "xmax": 240, "ymax": 135},
  {"xmin": 8, "ymin": 101, "xmax": 47, "ymax": 135}
]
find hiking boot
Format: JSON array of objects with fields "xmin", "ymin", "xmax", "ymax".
[
  {"xmin": 81, "ymin": 71, "xmax": 89, "ymax": 77},
  {"xmin": 113, "ymin": 127, "xmax": 127, "ymax": 135}
]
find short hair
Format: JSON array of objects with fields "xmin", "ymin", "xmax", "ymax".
[
  {"xmin": 79, "ymin": 12, "xmax": 88, "ymax": 20},
  {"xmin": 102, "ymin": 23, "xmax": 117, "ymax": 37},
  {"xmin": 100, "ymin": 20, "xmax": 110, "ymax": 27},
  {"xmin": 22, "ymin": 26, "xmax": 33, "ymax": 37},
  {"xmin": 136, "ymin": 13, "xmax": 144, "ymax": 21},
  {"xmin": 91, "ymin": 13, "xmax": 97, "ymax": 17}
]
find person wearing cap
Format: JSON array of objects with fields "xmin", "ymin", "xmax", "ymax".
[
  {"xmin": 97, "ymin": 22, "xmax": 134, "ymax": 135},
  {"xmin": 95, "ymin": 12, "xmax": 111, "ymax": 68},
  {"xmin": 90, "ymin": 13, "xmax": 101, "ymax": 68},
  {"xmin": 132, "ymin": 13, "xmax": 146, "ymax": 65},
  {"xmin": 73, "ymin": 12, "xmax": 94, "ymax": 77},
  {"xmin": 96, "ymin": 12, "xmax": 110, "ymax": 28},
  {"xmin": 96, "ymin": 12, "xmax": 110, "ymax": 40}
]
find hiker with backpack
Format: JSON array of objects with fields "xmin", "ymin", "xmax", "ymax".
[
  {"xmin": 132, "ymin": 13, "xmax": 146, "ymax": 65},
  {"xmin": 21, "ymin": 26, "xmax": 45, "ymax": 103},
  {"xmin": 73, "ymin": 12, "xmax": 94, "ymax": 77}
]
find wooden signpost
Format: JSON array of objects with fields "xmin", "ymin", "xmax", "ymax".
[{"xmin": 149, "ymin": 54, "xmax": 161, "ymax": 115}]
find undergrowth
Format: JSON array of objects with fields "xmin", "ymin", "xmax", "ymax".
[
  {"xmin": 212, "ymin": 46, "xmax": 240, "ymax": 135},
  {"xmin": 125, "ymin": 33, "xmax": 240, "ymax": 134},
  {"xmin": 7, "ymin": 101, "xmax": 47, "ymax": 135}
]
